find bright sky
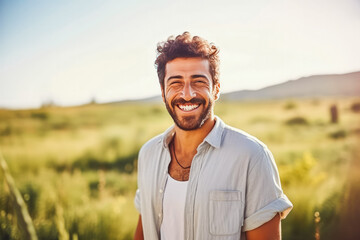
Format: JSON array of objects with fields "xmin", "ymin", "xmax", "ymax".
[{"xmin": 1, "ymin": 0, "xmax": 359, "ymax": 109}]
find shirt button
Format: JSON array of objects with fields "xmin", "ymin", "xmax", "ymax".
[
  {"xmin": 158, "ymin": 213, "xmax": 162, "ymax": 218},
  {"xmin": 159, "ymin": 189, "xmax": 163, "ymax": 193}
]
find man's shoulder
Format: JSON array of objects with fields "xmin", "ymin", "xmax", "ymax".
[
  {"xmin": 139, "ymin": 133, "xmax": 164, "ymax": 156},
  {"xmin": 221, "ymin": 124, "xmax": 268, "ymax": 155}
]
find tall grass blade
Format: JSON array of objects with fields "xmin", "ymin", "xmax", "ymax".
[{"xmin": 0, "ymin": 151, "xmax": 38, "ymax": 240}]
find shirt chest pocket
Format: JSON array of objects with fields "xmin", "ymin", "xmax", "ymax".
[{"xmin": 209, "ymin": 190, "xmax": 243, "ymax": 236}]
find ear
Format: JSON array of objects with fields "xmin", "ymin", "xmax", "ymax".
[
  {"xmin": 161, "ymin": 87, "xmax": 166, "ymax": 103},
  {"xmin": 213, "ymin": 82, "xmax": 220, "ymax": 101}
]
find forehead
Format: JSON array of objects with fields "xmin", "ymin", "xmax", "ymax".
[{"xmin": 165, "ymin": 57, "xmax": 211, "ymax": 78}]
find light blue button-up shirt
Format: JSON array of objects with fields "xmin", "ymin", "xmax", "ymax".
[{"xmin": 135, "ymin": 117, "xmax": 292, "ymax": 240}]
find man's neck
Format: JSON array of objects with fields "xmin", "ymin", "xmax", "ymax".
[{"xmin": 173, "ymin": 115, "xmax": 216, "ymax": 156}]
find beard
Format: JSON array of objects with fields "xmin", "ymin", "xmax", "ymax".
[{"xmin": 165, "ymin": 96, "xmax": 213, "ymax": 131}]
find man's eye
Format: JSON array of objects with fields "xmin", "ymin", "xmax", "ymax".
[
  {"xmin": 195, "ymin": 80, "xmax": 207, "ymax": 84},
  {"xmin": 170, "ymin": 81, "xmax": 181, "ymax": 85}
]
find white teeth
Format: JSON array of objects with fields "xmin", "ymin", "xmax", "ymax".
[{"xmin": 178, "ymin": 104, "xmax": 200, "ymax": 111}]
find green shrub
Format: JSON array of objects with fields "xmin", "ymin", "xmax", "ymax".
[
  {"xmin": 31, "ymin": 112, "xmax": 48, "ymax": 121},
  {"xmin": 285, "ymin": 116, "xmax": 308, "ymax": 125},
  {"xmin": 0, "ymin": 124, "xmax": 12, "ymax": 136},
  {"xmin": 329, "ymin": 129, "xmax": 347, "ymax": 139},
  {"xmin": 284, "ymin": 101, "xmax": 297, "ymax": 110}
]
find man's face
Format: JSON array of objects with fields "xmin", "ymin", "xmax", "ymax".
[{"xmin": 162, "ymin": 57, "xmax": 220, "ymax": 131}]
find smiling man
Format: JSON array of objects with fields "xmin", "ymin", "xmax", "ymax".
[{"xmin": 134, "ymin": 32, "xmax": 292, "ymax": 240}]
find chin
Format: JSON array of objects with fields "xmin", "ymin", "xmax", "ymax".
[{"xmin": 176, "ymin": 114, "xmax": 210, "ymax": 131}]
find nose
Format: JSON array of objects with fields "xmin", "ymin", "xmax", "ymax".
[{"xmin": 180, "ymin": 82, "xmax": 196, "ymax": 101}]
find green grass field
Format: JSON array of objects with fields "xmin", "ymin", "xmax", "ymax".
[{"xmin": 0, "ymin": 97, "xmax": 359, "ymax": 240}]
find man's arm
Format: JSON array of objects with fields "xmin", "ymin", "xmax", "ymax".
[
  {"xmin": 134, "ymin": 215, "xmax": 144, "ymax": 240},
  {"xmin": 245, "ymin": 214, "xmax": 281, "ymax": 240}
]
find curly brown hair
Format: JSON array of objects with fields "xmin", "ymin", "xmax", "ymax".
[{"xmin": 155, "ymin": 32, "xmax": 220, "ymax": 90}]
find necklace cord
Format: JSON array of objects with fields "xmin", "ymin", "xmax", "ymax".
[{"xmin": 172, "ymin": 141, "xmax": 191, "ymax": 169}]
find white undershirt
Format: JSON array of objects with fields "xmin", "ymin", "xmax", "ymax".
[{"xmin": 160, "ymin": 174, "xmax": 188, "ymax": 240}]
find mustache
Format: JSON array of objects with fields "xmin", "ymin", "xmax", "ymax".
[{"xmin": 171, "ymin": 98, "xmax": 205, "ymax": 108}]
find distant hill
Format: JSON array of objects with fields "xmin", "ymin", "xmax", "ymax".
[
  {"xmin": 221, "ymin": 71, "xmax": 360, "ymax": 101},
  {"xmin": 110, "ymin": 71, "xmax": 360, "ymax": 104}
]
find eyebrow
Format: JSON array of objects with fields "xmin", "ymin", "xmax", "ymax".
[
  {"xmin": 191, "ymin": 74, "xmax": 209, "ymax": 80},
  {"xmin": 166, "ymin": 75, "xmax": 183, "ymax": 81},
  {"xmin": 166, "ymin": 74, "xmax": 209, "ymax": 82}
]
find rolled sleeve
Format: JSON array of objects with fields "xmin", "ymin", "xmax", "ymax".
[
  {"xmin": 134, "ymin": 189, "xmax": 141, "ymax": 213},
  {"xmin": 242, "ymin": 146, "xmax": 293, "ymax": 232},
  {"xmin": 242, "ymin": 194, "xmax": 293, "ymax": 231}
]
